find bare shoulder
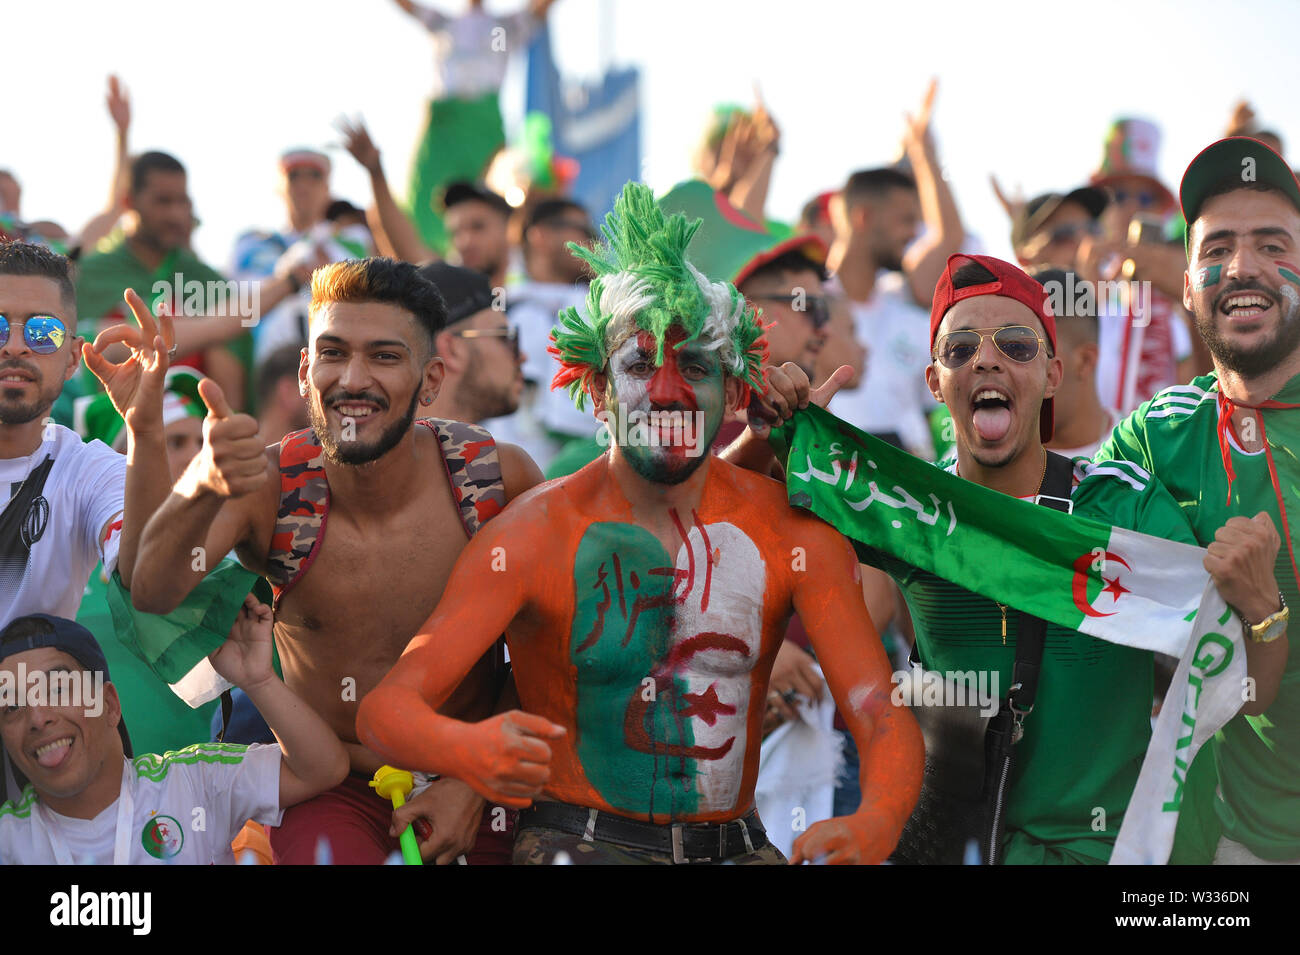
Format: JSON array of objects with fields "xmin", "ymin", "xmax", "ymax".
[
  {"xmin": 495, "ymin": 441, "xmax": 545, "ymax": 502},
  {"xmin": 711, "ymin": 455, "xmax": 797, "ymax": 506}
]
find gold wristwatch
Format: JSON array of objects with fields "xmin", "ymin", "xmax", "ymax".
[{"xmin": 1244, "ymin": 593, "xmax": 1289, "ymax": 644}]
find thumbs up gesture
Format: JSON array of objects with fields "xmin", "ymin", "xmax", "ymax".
[{"xmin": 194, "ymin": 378, "xmax": 268, "ymax": 498}]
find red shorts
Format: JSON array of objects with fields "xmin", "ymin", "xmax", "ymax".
[{"xmin": 269, "ymin": 773, "xmax": 515, "ymax": 865}]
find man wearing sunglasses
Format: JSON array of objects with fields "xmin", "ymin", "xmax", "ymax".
[
  {"xmin": 0, "ymin": 243, "xmax": 131, "ymax": 626},
  {"xmin": 419, "ymin": 261, "xmax": 525, "ymax": 425}
]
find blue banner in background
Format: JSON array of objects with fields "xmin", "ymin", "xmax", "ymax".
[{"xmin": 525, "ymin": 22, "xmax": 641, "ymax": 221}]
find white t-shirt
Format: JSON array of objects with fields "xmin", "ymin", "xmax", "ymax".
[
  {"xmin": 0, "ymin": 425, "xmax": 124, "ymax": 626},
  {"xmin": 826, "ymin": 271, "xmax": 937, "ymax": 459},
  {"xmin": 416, "ymin": 5, "xmax": 538, "ymax": 99},
  {"xmin": 0, "ymin": 743, "xmax": 282, "ymax": 865}
]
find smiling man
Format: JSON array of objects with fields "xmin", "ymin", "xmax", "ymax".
[
  {"xmin": 1094, "ymin": 137, "xmax": 1298, "ymax": 864},
  {"xmin": 125, "ymin": 257, "xmax": 544, "ymax": 864},
  {"xmin": 357, "ymin": 182, "xmax": 924, "ymax": 865},
  {"xmin": 0, "ymin": 243, "xmax": 126, "ymax": 626},
  {"xmin": 0, "ymin": 605, "xmax": 346, "ymax": 864}
]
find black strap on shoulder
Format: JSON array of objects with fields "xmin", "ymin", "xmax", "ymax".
[{"xmin": 1007, "ymin": 451, "xmax": 1074, "ymax": 717}]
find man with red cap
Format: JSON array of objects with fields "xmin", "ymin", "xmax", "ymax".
[{"xmin": 858, "ymin": 252, "xmax": 1213, "ymax": 864}]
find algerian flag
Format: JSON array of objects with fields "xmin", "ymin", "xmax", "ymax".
[
  {"xmin": 105, "ymin": 560, "xmax": 266, "ymax": 707},
  {"xmin": 774, "ymin": 406, "xmax": 1247, "ymax": 865}
]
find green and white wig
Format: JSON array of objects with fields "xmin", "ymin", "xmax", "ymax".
[{"xmin": 548, "ymin": 181, "xmax": 769, "ymax": 410}]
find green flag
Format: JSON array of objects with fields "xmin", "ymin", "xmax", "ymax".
[
  {"xmin": 106, "ymin": 560, "xmax": 264, "ymax": 707},
  {"xmin": 776, "ymin": 405, "xmax": 1247, "ymax": 864}
]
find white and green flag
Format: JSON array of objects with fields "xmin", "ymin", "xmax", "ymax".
[{"xmin": 776, "ymin": 405, "xmax": 1246, "ymax": 864}]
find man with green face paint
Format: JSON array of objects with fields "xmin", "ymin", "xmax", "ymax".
[{"xmin": 358, "ymin": 182, "xmax": 925, "ymax": 865}]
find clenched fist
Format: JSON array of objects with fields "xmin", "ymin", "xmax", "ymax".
[{"xmin": 455, "ymin": 710, "xmax": 567, "ymax": 809}]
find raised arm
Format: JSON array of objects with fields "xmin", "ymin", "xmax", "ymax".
[
  {"xmin": 211, "ymin": 595, "xmax": 348, "ymax": 807},
  {"xmin": 131, "ymin": 378, "xmax": 274, "ymax": 613},
  {"xmin": 901, "ymin": 79, "xmax": 965, "ymax": 308},
  {"xmin": 356, "ymin": 506, "xmax": 565, "ymax": 807},
  {"xmin": 337, "ymin": 116, "xmax": 435, "ymax": 264},
  {"xmin": 788, "ymin": 519, "xmax": 924, "ymax": 864}
]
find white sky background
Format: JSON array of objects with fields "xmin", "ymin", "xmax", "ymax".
[{"xmin": 5, "ymin": 0, "xmax": 1298, "ymax": 270}]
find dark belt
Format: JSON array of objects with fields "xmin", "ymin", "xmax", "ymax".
[{"xmin": 518, "ymin": 802, "xmax": 769, "ymax": 864}]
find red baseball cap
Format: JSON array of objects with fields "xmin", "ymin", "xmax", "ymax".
[{"xmin": 930, "ymin": 253, "xmax": 1057, "ymax": 442}]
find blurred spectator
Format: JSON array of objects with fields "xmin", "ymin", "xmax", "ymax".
[
  {"xmin": 229, "ymin": 148, "xmax": 372, "ymax": 370},
  {"xmin": 395, "ymin": 0, "xmax": 557, "ymax": 251},
  {"xmin": 1010, "ymin": 187, "xmax": 1108, "ymax": 271},
  {"xmin": 1032, "ymin": 267, "xmax": 1118, "ymax": 459},
  {"xmin": 443, "ymin": 180, "xmax": 513, "ymax": 289},
  {"xmin": 1086, "ymin": 118, "xmax": 1197, "ymax": 413},
  {"xmin": 692, "ymin": 95, "xmax": 782, "ymax": 225},
  {"xmin": 486, "ymin": 195, "xmax": 595, "ymax": 469},
  {"xmin": 420, "ymin": 261, "xmax": 524, "ymax": 424},
  {"xmin": 799, "ymin": 191, "xmax": 837, "ymax": 253},
  {"xmin": 74, "ymin": 151, "xmax": 254, "ymax": 413},
  {"xmin": 254, "ymin": 344, "xmax": 310, "ymax": 444}
]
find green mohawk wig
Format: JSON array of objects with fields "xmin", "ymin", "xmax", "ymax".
[{"xmin": 548, "ymin": 181, "xmax": 769, "ymax": 410}]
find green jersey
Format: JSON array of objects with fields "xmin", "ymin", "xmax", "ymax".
[
  {"xmin": 1095, "ymin": 371, "xmax": 1300, "ymax": 860},
  {"xmin": 862, "ymin": 456, "xmax": 1199, "ymax": 864}
]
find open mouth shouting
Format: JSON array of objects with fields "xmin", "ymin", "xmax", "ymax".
[{"xmin": 970, "ymin": 385, "xmax": 1014, "ymax": 443}]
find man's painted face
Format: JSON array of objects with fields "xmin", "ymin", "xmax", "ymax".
[
  {"xmin": 926, "ymin": 296, "xmax": 1060, "ymax": 469},
  {"xmin": 1186, "ymin": 189, "xmax": 1300, "ymax": 379},
  {"xmin": 603, "ymin": 326, "xmax": 730, "ymax": 484},
  {"xmin": 305, "ymin": 301, "xmax": 435, "ymax": 466},
  {"xmin": 0, "ymin": 275, "xmax": 80, "ymax": 426},
  {"xmin": 0, "ymin": 648, "xmax": 118, "ymax": 803}
]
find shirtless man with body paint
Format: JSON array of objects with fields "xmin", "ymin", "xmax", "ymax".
[{"xmin": 357, "ymin": 184, "xmax": 924, "ymax": 865}]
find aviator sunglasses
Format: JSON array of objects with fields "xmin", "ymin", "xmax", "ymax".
[
  {"xmin": 932, "ymin": 325, "xmax": 1047, "ymax": 369},
  {"xmin": 0, "ymin": 314, "xmax": 68, "ymax": 355}
]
